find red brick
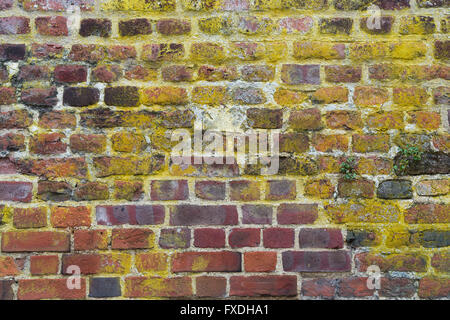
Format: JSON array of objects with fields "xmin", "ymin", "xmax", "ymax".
[
  {"xmin": 96, "ymin": 205, "xmax": 164, "ymax": 226},
  {"xmin": 30, "ymin": 255, "xmax": 59, "ymax": 275},
  {"xmin": 151, "ymin": 180, "xmax": 189, "ymax": 200},
  {"xmin": 196, "ymin": 276, "xmax": 226, "ymax": 298},
  {"xmin": 194, "ymin": 228, "xmax": 226, "ymax": 248},
  {"xmin": 229, "ymin": 228, "xmax": 260, "ymax": 248},
  {"xmin": 0, "ymin": 133, "xmax": 25, "ymax": 151},
  {"xmin": 418, "ymin": 277, "xmax": 450, "ymax": 298},
  {"xmin": 54, "ymin": 65, "xmax": 87, "ymax": 83},
  {"xmin": 50, "ymin": 206, "xmax": 91, "ymax": 228},
  {"xmin": 21, "ymin": 87, "xmax": 58, "ymax": 107},
  {"xmin": 18, "ymin": 279, "xmax": 86, "ymax": 300},
  {"xmin": 39, "ymin": 111, "xmax": 76, "ymax": 129},
  {"xmin": 17, "ymin": 65, "xmax": 50, "ymax": 81},
  {"xmin": 277, "ymin": 203, "xmax": 318, "ymax": 224},
  {"xmin": 263, "ymin": 228, "xmax": 294, "ymax": 248},
  {"xmin": 30, "ymin": 133, "xmax": 67, "ymax": 155},
  {"xmin": 172, "ymin": 251, "xmax": 241, "ymax": 272},
  {"xmin": 170, "ymin": 205, "xmax": 238, "ymax": 226},
  {"xmin": 0, "ymin": 86, "xmax": 15, "ymax": 104},
  {"xmin": 302, "ymin": 279, "xmax": 336, "ymax": 298},
  {"xmin": 125, "ymin": 276, "xmax": 192, "ymax": 298},
  {"xmin": 74, "ymin": 230, "xmax": 109, "ymax": 251},
  {"xmin": 13, "ymin": 207, "xmax": 47, "ymax": 228},
  {"xmin": 338, "ymin": 277, "xmax": 374, "ymax": 297},
  {"xmin": 244, "ymin": 251, "xmax": 277, "ymax": 272},
  {"xmin": 0, "ymin": 256, "xmax": 19, "ymax": 276},
  {"xmin": 1, "ymin": 231, "xmax": 70, "ymax": 252},
  {"xmin": 0, "ymin": 181, "xmax": 33, "ymax": 202},
  {"xmin": 35, "ymin": 16, "xmax": 68, "ymax": 36},
  {"xmin": 111, "ymin": 228, "xmax": 154, "ymax": 249},
  {"xmin": 230, "ymin": 276, "xmax": 297, "ymax": 297}
]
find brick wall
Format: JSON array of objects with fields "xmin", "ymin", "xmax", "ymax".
[{"xmin": 0, "ymin": 0, "xmax": 449, "ymax": 300}]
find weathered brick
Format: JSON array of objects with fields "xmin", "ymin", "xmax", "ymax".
[
  {"xmin": 89, "ymin": 278, "xmax": 121, "ymax": 298},
  {"xmin": 230, "ymin": 276, "xmax": 297, "ymax": 297},
  {"xmin": 35, "ymin": 16, "xmax": 68, "ymax": 36},
  {"xmin": 195, "ymin": 181, "xmax": 225, "ymax": 200},
  {"xmin": 124, "ymin": 276, "xmax": 191, "ymax": 298},
  {"xmin": 63, "ymin": 87, "xmax": 99, "ymax": 107},
  {"xmin": 96, "ymin": 205, "xmax": 164, "ymax": 226},
  {"xmin": 172, "ymin": 251, "xmax": 241, "ymax": 272},
  {"xmin": 111, "ymin": 228, "xmax": 154, "ymax": 250},
  {"xmin": 79, "ymin": 18, "xmax": 111, "ymax": 37},
  {"xmin": 119, "ymin": 19, "xmax": 152, "ymax": 36},
  {"xmin": 30, "ymin": 255, "xmax": 59, "ymax": 275},
  {"xmin": 18, "ymin": 279, "xmax": 86, "ymax": 300},
  {"xmin": 50, "ymin": 206, "xmax": 91, "ymax": 228},
  {"xmin": 283, "ymin": 251, "xmax": 351, "ymax": 272},
  {"xmin": 229, "ymin": 228, "xmax": 260, "ymax": 248},
  {"xmin": 299, "ymin": 228, "xmax": 343, "ymax": 249},
  {"xmin": 159, "ymin": 228, "xmax": 191, "ymax": 249},
  {"xmin": 242, "ymin": 205, "xmax": 273, "ymax": 224},
  {"xmin": 157, "ymin": 19, "xmax": 191, "ymax": 35},
  {"xmin": 281, "ymin": 64, "xmax": 320, "ymax": 84},
  {"xmin": 170, "ymin": 205, "xmax": 238, "ymax": 226},
  {"xmin": 0, "ymin": 181, "xmax": 32, "ymax": 202},
  {"xmin": 196, "ymin": 276, "xmax": 226, "ymax": 298},
  {"xmin": 37, "ymin": 180, "xmax": 72, "ymax": 201},
  {"xmin": 13, "ymin": 207, "xmax": 47, "ymax": 228},
  {"xmin": 2, "ymin": 231, "xmax": 70, "ymax": 252}
]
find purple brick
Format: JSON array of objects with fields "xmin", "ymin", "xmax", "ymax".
[{"xmin": 96, "ymin": 205, "xmax": 164, "ymax": 226}]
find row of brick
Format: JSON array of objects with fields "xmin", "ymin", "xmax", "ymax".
[
  {"xmin": 1, "ymin": 0, "xmax": 447, "ymax": 12},
  {"xmin": 1, "ymin": 248, "xmax": 448, "ymax": 274},
  {"xmin": 3, "ymin": 64, "xmax": 450, "ymax": 85},
  {"xmin": 0, "ymin": 177, "xmax": 449, "ymax": 205},
  {"xmin": 1, "ymin": 275, "xmax": 448, "ymax": 299},
  {"xmin": 1, "ymin": 85, "xmax": 448, "ymax": 108},
  {"xmin": 2, "ymin": 202, "xmax": 449, "ymax": 226},
  {"xmin": 0, "ymin": 41, "xmax": 448, "ymax": 63},
  {"xmin": 0, "ymin": 15, "xmax": 448, "ymax": 36}
]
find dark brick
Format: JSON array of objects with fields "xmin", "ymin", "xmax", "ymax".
[
  {"xmin": 242, "ymin": 205, "xmax": 273, "ymax": 224},
  {"xmin": 247, "ymin": 108, "xmax": 283, "ymax": 129},
  {"xmin": 119, "ymin": 19, "xmax": 152, "ymax": 36},
  {"xmin": 54, "ymin": 65, "xmax": 87, "ymax": 83},
  {"xmin": 170, "ymin": 205, "xmax": 238, "ymax": 226},
  {"xmin": 104, "ymin": 86, "xmax": 139, "ymax": 107},
  {"xmin": 0, "ymin": 280, "xmax": 14, "ymax": 300},
  {"xmin": 0, "ymin": 44, "xmax": 26, "ymax": 61},
  {"xmin": 416, "ymin": 230, "xmax": 450, "ymax": 248},
  {"xmin": 282, "ymin": 251, "xmax": 351, "ymax": 272},
  {"xmin": 79, "ymin": 19, "xmax": 111, "ymax": 37},
  {"xmin": 157, "ymin": 19, "xmax": 191, "ymax": 35},
  {"xmin": 320, "ymin": 18, "xmax": 353, "ymax": 35},
  {"xmin": 63, "ymin": 87, "xmax": 99, "ymax": 107},
  {"xmin": 37, "ymin": 181, "xmax": 72, "ymax": 201},
  {"xmin": 299, "ymin": 228, "xmax": 344, "ymax": 249},
  {"xmin": 195, "ymin": 181, "xmax": 225, "ymax": 200},
  {"xmin": 89, "ymin": 278, "xmax": 121, "ymax": 298},
  {"xmin": 377, "ymin": 179, "xmax": 412, "ymax": 199},
  {"xmin": 281, "ymin": 64, "xmax": 320, "ymax": 85},
  {"xmin": 394, "ymin": 152, "xmax": 450, "ymax": 175}
]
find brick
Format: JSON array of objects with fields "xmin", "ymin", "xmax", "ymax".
[
  {"xmin": 0, "ymin": 181, "xmax": 32, "ymax": 202},
  {"xmin": 151, "ymin": 180, "xmax": 189, "ymax": 201},
  {"xmin": 63, "ymin": 87, "xmax": 99, "ymax": 107},
  {"xmin": 399, "ymin": 16, "xmax": 436, "ymax": 35},
  {"xmin": 30, "ymin": 255, "xmax": 59, "ymax": 275},
  {"xmin": 13, "ymin": 207, "xmax": 47, "ymax": 228},
  {"xmin": 419, "ymin": 277, "xmax": 450, "ymax": 298},
  {"xmin": 79, "ymin": 18, "xmax": 111, "ymax": 37},
  {"xmin": 194, "ymin": 228, "xmax": 225, "ymax": 248},
  {"xmin": 157, "ymin": 19, "xmax": 191, "ymax": 35},
  {"xmin": 0, "ymin": 44, "xmax": 26, "ymax": 61},
  {"xmin": 405, "ymin": 203, "xmax": 449, "ymax": 224},
  {"xmin": 247, "ymin": 108, "xmax": 282, "ymax": 129},
  {"xmin": 338, "ymin": 178, "xmax": 375, "ymax": 198},
  {"xmin": 198, "ymin": 65, "xmax": 238, "ymax": 81},
  {"xmin": 70, "ymin": 134, "xmax": 106, "ymax": 153},
  {"xmin": 352, "ymin": 134, "xmax": 390, "ymax": 153},
  {"xmin": 280, "ymin": 132, "xmax": 310, "ymax": 153},
  {"xmin": 135, "ymin": 253, "xmax": 168, "ymax": 273},
  {"xmin": 377, "ymin": 180, "xmax": 412, "ymax": 199},
  {"xmin": 196, "ymin": 276, "xmax": 226, "ymax": 297},
  {"xmin": 35, "ymin": 16, "xmax": 68, "ymax": 36},
  {"xmin": 230, "ymin": 180, "xmax": 260, "ymax": 201},
  {"xmin": 355, "ymin": 252, "xmax": 427, "ymax": 272},
  {"xmin": 30, "ymin": 133, "xmax": 67, "ymax": 155},
  {"xmin": 50, "ymin": 206, "xmax": 91, "ymax": 228},
  {"xmin": 380, "ymin": 278, "xmax": 415, "ymax": 298},
  {"xmin": 326, "ymin": 202, "xmax": 400, "ymax": 223},
  {"xmin": 39, "ymin": 111, "xmax": 76, "ymax": 129},
  {"xmin": 69, "ymin": 44, "xmax": 106, "ymax": 62},
  {"xmin": 119, "ymin": 19, "xmax": 152, "ymax": 36},
  {"xmin": 142, "ymin": 43, "xmax": 184, "ymax": 62},
  {"xmin": 415, "ymin": 179, "xmax": 449, "ymax": 196},
  {"xmin": 107, "ymin": 45, "xmax": 136, "ymax": 60},
  {"xmin": 299, "ymin": 228, "xmax": 344, "ymax": 249},
  {"xmin": 191, "ymin": 42, "xmax": 226, "ymax": 62},
  {"xmin": 360, "ymin": 16, "xmax": 394, "ymax": 34},
  {"xmin": 244, "ymin": 251, "xmax": 277, "ymax": 272},
  {"xmin": 111, "ymin": 132, "xmax": 146, "ymax": 153},
  {"xmin": 172, "ymin": 251, "xmax": 241, "ymax": 272},
  {"xmin": 0, "ymin": 256, "xmax": 19, "ymax": 276},
  {"xmin": 313, "ymin": 134, "xmax": 348, "ymax": 152},
  {"xmin": 21, "ymin": 87, "xmax": 57, "ymax": 107},
  {"xmin": 31, "ymin": 43, "xmax": 63, "ymax": 58},
  {"xmin": 124, "ymin": 276, "xmax": 191, "ymax": 298},
  {"xmin": 229, "ymin": 228, "xmax": 260, "ymax": 248},
  {"xmin": 283, "ymin": 251, "xmax": 351, "ymax": 272},
  {"xmin": 93, "ymin": 155, "xmax": 164, "ymax": 177},
  {"xmin": 338, "ymin": 277, "xmax": 374, "ymax": 297},
  {"xmin": 279, "ymin": 17, "xmax": 313, "ymax": 34},
  {"xmin": 170, "ymin": 205, "xmax": 238, "ymax": 226},
  {"xmin": 0, "ymin": 280, "xmax": 14, "ymax": 300},
  {"xmin": 89, "ymin": 278, "xmax": 121, "ymax": 298},
  {"xmin": 37, "ymin": 180, "xmax": 72, "ymax": 201},
  {"xmin": 18, "ymin": 65, "xmax": 50, "ymax": 82},
  {"xmin": 159, "ymin": 228, "xmax": 190, "ymax": 249},
  {"xmin": 263, "ymin": 228, "xmax": 294, "ymax": 248},
  {"xmin": 114, "ymin": 180, "xmax": 143, "ymax": 201},
  {"xmin": 0, "ymin": 86, "xmax": 15, "ymax": 105},
  {"xmin": 21, "ymin": 0, "xmax": 94, "ymax": 11},
  {"xmin": 242, "ymin": 205, "xmax": 273, "ymax": 224},
  {"xmin": 304, "ymin": 179, "xmax": 334, "ymax": 199},
  {"xmin": 435, "ymin": 40, "xmax": 450, "ymax": 60},
  {"xmin": 162, "ymin": 65, "xmax": 194, "ymax": 82},
  {"xmin": 393, "ymin": 87, "xmax": 429, "ymax": 106},
  {"xmin": 111, "ymin": 228, "xmax": 154, "ymax": 250},
  {"xmin": 281, "ymin": 64, "xmax": 320, "ymax": 84},
  {"xmin": 195, "ymin": 181, "xmax": 225, "ymax": 200},
  {"xmin": 0, "ymin": 133, "xmax": 25, "ymax": 152},
  {"xmin": 325, "ymin": 65, "xmax": 361, "ymax": 83},
  {"xmin": 141, "ymin": 86, "xmax": 187, "ymax": 105},
  {"xmin": 74, "ymin": 229, "xmax": 108, "ymax": 251},
  {"xmin": 54, "ymin": 65, "xmax": 87, "ymax": 83},
  {"xmin": 230, "ymin": 276, "xmax": 297, "ymax": 297},
  {"xmin": 105, "ymin": 86, "xmax": 139, "ymax": 107},
  {"xmin": 266, "ymin": 180, "xmax": 296, "ymax": 200},
  {"xmin": 18, "ymin": 279, "xmax": 86, "ymax": 300},
  {"xmin": 96, "ymin": 205, "xmax": 164, "ymax": 226},
  {"xmin": 1, "ymin": 231, "xmax": 70, "ymax": 252},
  {"xmin": 289, "ymin": 108, "xmax": 323, "ymax": 131},
  {"xmin": 319, "ymin": 18, "xmax": 353, "ymax": 35},
  {"xmin": 232, "ymin": 87, "xmax": 266, "ymax": 104},
  {"xmin": 302, "ymin": 279, "xmax": 336, "ymax": 298},
  {"xmin": 241, "ymin": 65, "xmax": 274, "ymax": 82},
  {"xmin": 277, "ymin": 203, "xmax": 318, "ymax": 225}
]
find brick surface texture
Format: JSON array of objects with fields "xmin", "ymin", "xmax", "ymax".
[{"xmin": 0, "ymin": 0, "xmax": 448, "ymax": 300}]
